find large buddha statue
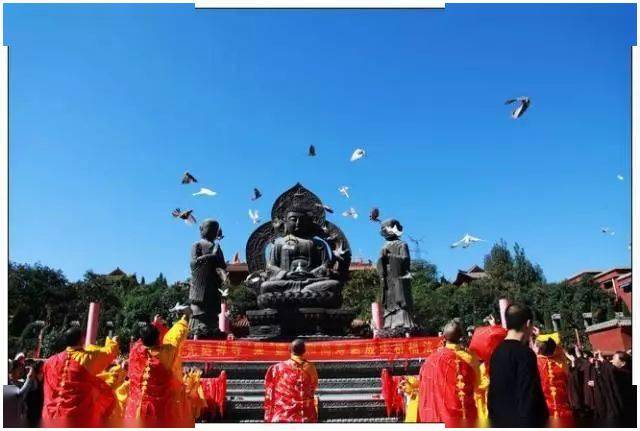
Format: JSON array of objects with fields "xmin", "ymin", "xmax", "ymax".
[{"xmin": 260, "ymin": 205, "xmax": 342, "ymax": 295}]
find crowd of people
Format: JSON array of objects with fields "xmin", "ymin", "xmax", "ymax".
[{"xmin": 3, "ymin": 303, "xmax": 636, "ymax": 427}]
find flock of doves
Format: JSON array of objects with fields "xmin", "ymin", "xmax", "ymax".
[{"xmin": 171, "ymin": 97, "xmax": 629, "ymax": 251}]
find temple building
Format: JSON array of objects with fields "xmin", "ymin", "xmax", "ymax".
[{"xmin": 453, "ymin": 264, "xmax": 488, "ymax": 286}]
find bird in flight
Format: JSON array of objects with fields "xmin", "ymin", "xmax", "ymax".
[
  {"xmin": 338, "ymin": 186, "xmax": 350, "ymax": 198},
  {"xmin": 384, "ymin": 224, "xmax": 403, "ymax": 237},
  {"xmin": 617, "ymin": 174, "xmax": 624, "ymax": 181},
  {"xmin": 601, "ymin": 227, "xmax": 615, "ymax": 236},
  {"xmin": 369, "ymin": 207, "xmax": 381, "ymax": 223},
  {"xmin": 181, "ymin": 171, "xmax": 198, "ymax": 184},
  {"xmin": 342, "ymin": 208, "xmax": 359, "ymax": 219},
  {"xmin": 248, "ymin": 209, "xmax": 261, "ymax": 224},
  {"xmin": 350, "ymin": 148, "xmax": 366, "ymax": 162},
  {"xmin": 172, "ymin": 208, "xmax": 196, "ymax": 225},
  {"xmin": 218, "ymin": 288, "xmax": 230, "ymax": 297},
  {"xmin": 251, "ymin": 188, "xmax": 262, "ymax": 201},
  {"xmin": 169, "ymin": 302, "xmax": 189, "ymax": 313},
  {"xmin": 308, "ymin": 145, "xmax": 316, "ymax": 157},
  {"xmin": 192, "ymin": 187, "xmax": 217, "ymax": 197},
  {"xmin": 451, "ymin": 233, "xmax": 485, "ymax": 249},
  {"xmin": 315, "ymin": 203, "xmax": 334, "ymax": 214},
  {"xmin": 505, "ymin": 97, "xmax": 531, "ymax": 119}
]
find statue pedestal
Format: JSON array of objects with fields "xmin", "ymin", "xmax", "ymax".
[{"xmin": 246, "ymin": 307, "xmax": 356, "ymax": 339}]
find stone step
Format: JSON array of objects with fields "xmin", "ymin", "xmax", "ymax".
[
  {"xmin": 227, "ymin": 377, "xmax": 382, "ymax": 393},
  {"xmin": 187, "ymin": 359, "xmax": 421, "ymax": 380},
  {"xmin": 225, "ymin": 398, "xmax": 389, "ymax": 421}
]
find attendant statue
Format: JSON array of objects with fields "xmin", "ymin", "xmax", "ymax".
[
  {"xmin": 189, "ymin": 219, "xmax": 227, "ymax": 338},
  {"xmin": 260, "ymin": 205, "xmax": 341, "ymax": 295},
  {"xmin": 377, "ymin": 219, "xmax": 416, "ymax": 330}
]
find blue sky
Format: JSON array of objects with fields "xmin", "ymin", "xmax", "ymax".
[{"xmin": 4, "ymin": 4, "xmax": 635, "ymax": 283}]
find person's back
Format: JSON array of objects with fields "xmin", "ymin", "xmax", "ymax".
[
  {"xmin": 418, "ymin": 320, "xmax": 480, "ymax": 427},
  {"xmin": 488, "ymin": 304, "xmax": 548, "ymax": 427},
  {"xmin": 534, "ymin": 339, "xmax": 573, "ymax": 424},
  {"xmin": 124, "ymin": 315, "xmax": 190, "ymax": 427},
  {"xmin": 264, "ymin": 339, "xmax": 318, "ymax": 423},
  {"xmin": 42, "ymin": 328, "xmax": 119, "ymax": 427}
]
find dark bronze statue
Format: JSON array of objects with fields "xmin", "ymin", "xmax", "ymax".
[
  {"xmin": 260, "ymin": 205, "xmax": 342, "ymax": 295},
  {"xmin": 377, "ymin": 219, "xmax": 416, "ymax": 330},
  {"xmin": 189, "ymin": 219, "xmax": 227, "ymax": 338}
]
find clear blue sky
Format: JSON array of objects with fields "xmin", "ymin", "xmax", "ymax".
[{"xmin": 4, "ymin": 4, "xmax": 635, "ymax": 283}]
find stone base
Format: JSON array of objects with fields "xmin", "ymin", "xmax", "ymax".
[
  {"xmin": 375, "ymin": 326, "xmax": 424, "ymax": 339},
  {"xmin": 246, "ymin": 308, "xmax": 356, "ymax": 338}
]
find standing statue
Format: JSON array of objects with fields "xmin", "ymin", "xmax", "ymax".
[
  {"xmin": 377, "ymin": 219, "xmax": 416, "ymax": 331},
  {"xmin": 189, "ymin": 219, "xmax": 227, "ymax": 338}
]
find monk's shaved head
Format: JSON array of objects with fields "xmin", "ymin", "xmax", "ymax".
[
  {"xmin": 443, "ymin": 320, "xmax": 463, "ymax": 344},
  {"xmin": 290, "ymin": 339, "xmax": 306, "ymax": 356}
]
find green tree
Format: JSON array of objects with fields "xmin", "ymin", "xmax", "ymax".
[{"xmin": 341, "ymin": 269, "xmax": 379, "ymax": 320}]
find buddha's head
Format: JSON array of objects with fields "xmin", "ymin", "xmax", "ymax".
[
  {"xmin": 200, "ymin": 219, "xmax": 222, "ymax": 241},
  {"xmin": 284, "ymin": 205, "xmax": 314, "ymax": 238}
]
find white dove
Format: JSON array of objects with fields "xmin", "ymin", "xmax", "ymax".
[
  {"xmin": 617, "ymin": 174, "xmax": 624, "ymax": 181},
  {"xmin": 338, "ymin": 186, "xmax": 350, "ymax": 198},
  {"xmin": 384, "ymin": 224, "xmax": 404, "ymax": 237},
  {"xmin": 451, "ymin": 233, "xmax": 485, "ymax": 249},
  {"xmin": 248, "ymin": 209, "xmax": 260, "ymax": 224},
  {"xmin": 169, "ymin": 302, "xmax": 189, "ymax": 313},
  {"xmin": 350, "ymin": 148, "xmax": 366, "ymax": 162},
  {"xmin": 505, "ymin": 97, "xmax": 531, "ymax": 119},
  {"xmin": 192, "ymin": 187, "xmax": 217, "ymax": 197},
  {"xmin": 342, "ymin": 208, "xmax": 358, "ymax": 219},
  {"xmin": 218, "ymin": 288, "xmax": 229, "ymax": 297}
]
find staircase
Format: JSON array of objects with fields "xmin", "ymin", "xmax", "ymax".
[{"xmin": 185, "ymin": 359, "xmax": 422, "ymax": 423}]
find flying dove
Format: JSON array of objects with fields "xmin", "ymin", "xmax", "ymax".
[
  {"xmin": 181, "ymin": 171, "xmax": 198, "ymax": 184},
  {"xmin": 315, "ymin": 203, "xmax": 334, "ymax": 214},
  {"xmin": 505, "ymin": 97, "xmax": 531, "ymax": 119},
  {"xmin": 172, "ymin": 208, "xmax": 196, "ymax": 225},
  {"xmin": 192, "ymin": 187, "xmax": 217, "ymax": 197},
  {"xmin": 617, "ymin": 174, "xmax": 624, "ymax": 181},
  {"xmin": 169, "ymin": 302, "xmax": 189, "ymax": 313},
  {"xmin": 350, "ymin": 148, "xmax": 366, "ymax": 162},
  {"xmin": 342, "ymin": 208, "xmax": 358, "ymax": 219},
  {"xmin": 251, "ymin": 188, "xmax": 262, "ymax": 201},
  {"xmin": 338, "ymin": 186, "xmax": 350, "ymax": 198},
  {"xmin": 451, "ymin": 233, "xmax": 485, "ymax": 248},
  {"xmin": 308, "ymin": 145, "xmax": 316, "ymax": 157},
  {"xmin": 218, "ymin": 288, "xmax": 229, "ymax": 297},
  {"xmin": 369, "ymin": 207, "xmax": 381, "ymax": 223},
  {"xmin": 384, "ymin": 224, "xmax": 403, "ymax": 237},
  {"xmin": 248, "ymin": 209, "xmax": 261, "ymax": 224},
  {"xmin": 601, "ymin": 227, "xmax": 615, "ymax": 236}
]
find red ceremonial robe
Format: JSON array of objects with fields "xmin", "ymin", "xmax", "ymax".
[
  {"xmin": 536, "ymin": 356, "xmax": 573, "ymax": 421},
  {"xmin": 42, "ymin": 338, "xmax": 119, "ymax": 427},
  {"xmin": 124, "ymin": 317, "xmax": 190, "ymax": 427},
  {"xmin": 264, "ymin": 355, "xmax": 318, "ymax": 423},
  {"xmin": 418, "ymin": 344, "xmax": 479, "ymax": 427}
]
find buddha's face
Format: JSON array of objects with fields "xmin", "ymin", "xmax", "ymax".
[
  {"xmin": 285, "ymin": 211, "xmax": 310, "ymax": 237},
  {"xmin": 200, "ymin": 219, "xmax": 221, "ymax": 241}
]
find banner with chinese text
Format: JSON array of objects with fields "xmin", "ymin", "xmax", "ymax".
[{"xmin": 180, "ymin": 337, "xmax": 442, "ymax": 362}]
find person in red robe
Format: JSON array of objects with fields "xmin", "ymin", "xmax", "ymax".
[
  {"xmin": 124, "ymin": 314, "xmax": 191, "ymax": 427},
  {"xmin": 264, "ymin": 339, "xmax": 318, "ymax": 423},
  {"xmin": 534, "ymin": 338, "xmax": 574, "ymax": 425},
  {"xmin": 418, "ymin": 320, "xmax": 480, "ymax": 427},
  {"xmin": 42, "ymin": 327, "xmax": 120, "ymax": 427}
]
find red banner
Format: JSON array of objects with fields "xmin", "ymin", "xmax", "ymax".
[{"xmin": 180, "ymin": 337, "xmax": 442, "ymax": 362}]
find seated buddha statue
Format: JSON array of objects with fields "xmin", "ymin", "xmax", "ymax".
[{"xmin": 260, "ymin": 205, "xmax": 342, "ymax": 295}]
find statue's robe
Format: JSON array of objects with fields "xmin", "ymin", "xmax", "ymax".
[
  {"xmin": 42, "ymin": 337, "xmax": 119, "ymax": 427},
  {"xmin": 536, "ymin": 356, "xmax": 574, "ymax": 422},
  {"xmin": 124, "ymin": 317, "xmax": 192, "ymax": 427},
  {"xmin": 264, "ymin": 354, "xmax": 318, "ymax": 423},
  {"xmin": 377, "ymin": 239, "xmax": 414, "ymax": 328},
  {"xmin": 190, "ymin": 240, "xmax": 226, "ymax": 336},
  {"xmin": 418, "ymin": 343, "xmax": 480, "ymax": 427}
]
